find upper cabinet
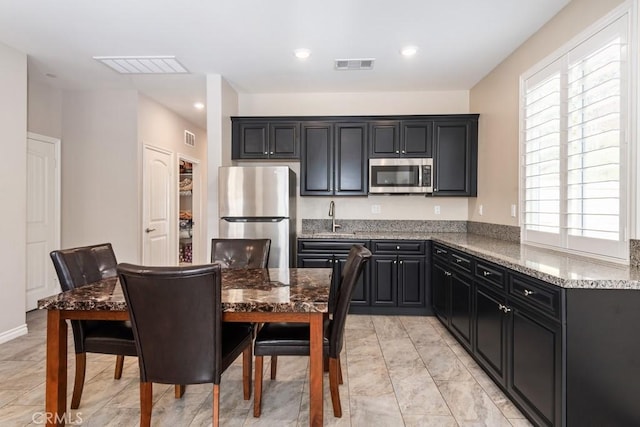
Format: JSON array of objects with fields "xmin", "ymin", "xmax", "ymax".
[
  {"xmin": 300, "ymin": 122, "xmax": 368, "ymax": 196},
  {"xmin": 232, "ymin": 119, "xmax": 299, "ymax": 160},
  {"xmin": 432, "ymin": 118, "xmax": 478, "ymax": 197},
  {"xmin": 232, "ymin": 114, "xmax": 478, "ymax": 197},
  {"xmin": 369, "ymin": 120, "xmax": 432, "ymax": 158}
]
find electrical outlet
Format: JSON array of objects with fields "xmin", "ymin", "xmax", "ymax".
[
  {"xmin": 434, "ymin": 205, "xmax": 441, "ymax": 215},
  {"xmin": 371, "ymin": 204, "xmax": 381, "ymax": 214},
  {"xmin": 479, "ymin": 204, "xmax": 483, "ymax": 216},
  {"xmin": 511, "ymin": 204, "xmax": 517, "ymax": 218}
]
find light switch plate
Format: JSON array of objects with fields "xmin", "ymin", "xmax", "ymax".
[
  {"xmin": 511, "ymin": 204, "xmax": 517, "ymax": 217},
  {"xmin": 479, "ymin": 204, "xmax": 483, "ymax": 216},
  {"xmin": 371, "ymin": 204, "xmax": 381, "ymax": 214},
  {"xmin": 434, "ymin": 205, "xmax": 441, "ymax": 215}
]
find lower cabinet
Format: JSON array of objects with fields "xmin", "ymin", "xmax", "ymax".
[
  {"xmin": 297, "ymin": 239, "xmax": 370, "ymax": 309},
  {"xmin": 432, "ymin": 242, "xmax": 564, "ymax": 427},
  {"xmin": 508, "ymin": 301, "xmax": 562, "ymax": 427},
  {"xmin": 298, "ymin": 238, "xmax": 430, "ymax": 315}
]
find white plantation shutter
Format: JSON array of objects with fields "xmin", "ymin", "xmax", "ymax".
[{"xmin": 521, "ymin": 13, "xmax": 629, "ymax": 262}]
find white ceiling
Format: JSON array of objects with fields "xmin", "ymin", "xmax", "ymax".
[{"xmin": 0, "ymin": 0, "xmax": 570, "ymax": 129}]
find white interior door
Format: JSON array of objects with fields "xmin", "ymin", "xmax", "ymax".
[
  {"xmin": 26, "ymin": 134, "xmax": 60, "ymax": 310},
  {"xmin": 142, "ymin": 145, "xmax": 174, "ymax": 266}
]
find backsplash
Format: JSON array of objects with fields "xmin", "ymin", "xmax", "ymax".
[
  {"xmin": 631, "ymin": 239, "xmax": 640, "ymax": 267},
  {"xmin": 302, "ymin": 219, "xmax": 467, "ymax": 233},
  {"xmin": 467, "ymin": 221, "xmax": 520, "ymax": 243}
]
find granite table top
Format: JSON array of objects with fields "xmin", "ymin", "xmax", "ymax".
[
  {"xmin": 37, "ymin": 268, "xmax": 331, "ymax": 312},
  {"xmin": 298, "ymin": 231, "xmax": 640, "ymax": 290}
]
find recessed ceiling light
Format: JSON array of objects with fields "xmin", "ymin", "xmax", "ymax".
[
  {"xmin": 294, "ymin": 48, "xmax": 311, "ymax": 60},
  {"xmin": 194, "ymin": 102, "xmax": 205, "ymax": 110},
  {"xmin": 401, "ymin": 46, "xmax": 418, "ymax": 57}
]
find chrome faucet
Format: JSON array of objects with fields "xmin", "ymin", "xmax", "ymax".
[{"xmin": 328, "ymin": 200, "xmax": 341, "ymax": 233}]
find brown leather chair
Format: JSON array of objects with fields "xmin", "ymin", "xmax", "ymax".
[
  {"xmin": 49, "ymin": 243, "xmax": 136, "ymax": 409},
  {"xmin": 211, "ymin": 238, "xmax": 271, "ymax": 268},
  {"xmin": 252, "ymin": 244, "xmax": 371, "ymax": 418},
  {"xmin": 117, "ymin": 263, "xmax": 253, "ymax": 427}
]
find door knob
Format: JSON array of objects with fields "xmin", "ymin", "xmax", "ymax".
[{"xmin": 145, "ymin": 228, "xmax": 156, "ymax": 233}]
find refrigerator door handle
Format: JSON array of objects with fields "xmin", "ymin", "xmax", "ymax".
[{"xmin": 221, "ymin": 217, "xmax": 286, "ymax": 222}]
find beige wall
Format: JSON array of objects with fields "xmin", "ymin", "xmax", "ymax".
[
  {"xmin": 469, "ymin": 0, "xmax": 626, "ymax": 226},
  {"xmin": 61, "ymin": 90, "xmax": 139, "ymax": 262},
  {"xmin": 28, "ymin": 79, "xmax": 62, "ymax": 139},
  {"xmin": 0, "ymin": 41, "xmax": 27, "ymax": 341},
  {"xmin": 235, "ymin": 90, "xmax": 471, "ymax": 229}
]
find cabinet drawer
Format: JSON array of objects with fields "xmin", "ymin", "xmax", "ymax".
[
  {"xmin": 475, "ymin": 261, "xmax": 506, "ymax": 289},
  {"xmin": 433, "ymin": 244, "xmax": 449, "ymax": 261},
  {"xmin": 372, "ymin": 240, "xmax": 425, "ymax": 255},
  {"xmin": 450, "ymin": 250, "xmax": 472, "ymax": 274},
  {"xmin": 297, "ymin": 239, "xmax": 368, "ymax": 253},
  {"xmin": 508, "ymin": 274, "xmax": 562, "ymax": 320}
]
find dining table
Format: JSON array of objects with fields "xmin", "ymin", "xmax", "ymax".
[{"xmin": 37, "ymin": 267, "xmax": 332, "ymax": 427}]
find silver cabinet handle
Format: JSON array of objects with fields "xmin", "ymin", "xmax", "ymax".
[
  {"xmin": 393, "ymin": 260, "xmax": 397, "ymax": 264},
  {"xmin": 145, "ymin": 228, "xmax": 156, "ymax": 233},
  {"xmin": 264, "ymin": 151, "xmax": 268, "ymax": 154},
  {"xmin": 395, "ymin": 150, "xmax": 399, "ymax": 154},
  {"xmin": 498, "ymin": 304, "xmax": 512, "ymax": 313},
  {"xmin": 270, "ymin": 152, "xmax": 274, "ymax": 155},
  {"xmin": 396, "ymin": 245, "xmax": 400, "ymax": 250},
  {"xmin": 444, "ymin": 271, "xmax": 452, "ymax": 276},
  {"xmin": 402, "ymin": 150, "xmax": 405, "ymax": 153},
  {"xmin": 524, "ymin": 289, "xmax": 534, "ymax": 296},
  {"xmin": 399, "ymin": 260, "xmax": 403, "ymax": 264},
  {"xmin": 455, "ymin": 258, "xmax": 462, "ymax": 263},
  {"xmin": 483, "ymin": 271, "xmax": 491, "ymax": 276}
]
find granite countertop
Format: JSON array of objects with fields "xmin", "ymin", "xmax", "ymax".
[
  {"xmin": 299, "ymin": 231, "xmax": 640, "ymax": 290},
  {"xmin": 38, "ymin": 268, "xmax": 331, "ymax": 312}
]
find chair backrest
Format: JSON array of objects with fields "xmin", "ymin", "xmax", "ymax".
[
  {"xmin": 50, "ymin": 243, "xmax": 118, "ymax": 291},
  {"xmin": 329, "ymin": 245, "xmax": 372, "ymax": 358},
  {"xmin": 211, "ymin": 238, "xmax": 271, "ymax": 269},
  {"xmin": 117, "ymin": 263, "xmax": 223, "ymax": 385}
]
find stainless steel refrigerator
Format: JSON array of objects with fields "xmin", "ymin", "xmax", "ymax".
[{"xmin": 218, "ymin": 166, "xmax": 296, "ymax": 269}]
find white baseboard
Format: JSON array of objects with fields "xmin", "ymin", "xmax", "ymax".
[{"xmin": 0, "ymin": 324, "xmax": 28, "ymax": 344}]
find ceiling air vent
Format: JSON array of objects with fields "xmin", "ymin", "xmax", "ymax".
[
  {"xmin": 184, "ymin": 130, "xmax": 195, "ymax": 147},
  {"xmin": 93, "ymin": 56, "xmax": 189, "ymax": 74},
  {"xmin": 334, "ymin": 58, "xmax": 375, "ymax": 70}
]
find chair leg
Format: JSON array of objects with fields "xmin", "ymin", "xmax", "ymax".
[
  {"xmin": 213, "ymin": 384, "xmax": 220, "ymax": 427},
  {"xmin": 114, "ymin": 355, "xmax": 125, "ymax": 379},
  {"xmin": 140, "ymin": 382, "xmax": 153, "ymax": 427},
  {"xmin": 242, "ymin": 345, "xmax": 252, "ymax": 400},
  {"xmin": 329, "ymin": 357, "xmax": 342, "ymax": 417},
  {"xmin": 253, "ymin": 355, "xmax": 264, "ymax": 417},
  {"xmin": 70, "ymin": 352, "xmax": 86, "ymax": 409},
  {"xmin": 338, "ymin": 356, "xmax": 343, "ymax": 385},
  {"xmin": 270, "ymin": 355, "xmax": 277, "ymax": 380},
  {"xmin": 175, "ymin": 385, "xmax": 185, "ymax": 398},
  {"xmin": 323, "ymin": 355, "xmax": 329, "ymax": 372}
]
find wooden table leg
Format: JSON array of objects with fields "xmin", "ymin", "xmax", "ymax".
[
  {"xmin": 46, "ymin": 310, "xmax": 67, "ymax": 426},
  {"xmin": 308, "ymin": 312, "xmax": 323, "ymax": 427}
]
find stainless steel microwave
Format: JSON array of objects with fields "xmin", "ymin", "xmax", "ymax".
[{"xmin": 369, "ymin": 158, "xmax": 433, "ymax": 194}]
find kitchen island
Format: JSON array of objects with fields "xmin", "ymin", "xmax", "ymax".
[{"xmin": 298, "ymin": 231, "xmax": 640, "ymax": 426}]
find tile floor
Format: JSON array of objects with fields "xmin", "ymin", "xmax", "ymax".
[{"xmin": 0, "ymin": 310, "xmax": 533, "ymax": 426}]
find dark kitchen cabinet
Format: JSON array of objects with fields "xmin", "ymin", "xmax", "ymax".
[
  {"xmin": 297, "ymin": 239, "xmax": 370, "ymax": 308},
  {"xmin": 300, "ymin": 122, "xmax": 368, "ymax": 196},
  {"xmin": 401, "ymin": 120, "xmax": 433, "ymax": 157},
  {"xmin": 431, "ymin": 244, "xmax": 472, "ymax": 349},
  {"xmin": 370, "ymin": 240, "xmax": 428, "ymax": 312},
  {"xmin": 298, "ymin": 238, "xmax": 430, "ymax": 315},
  {"xmin": 432, "ymin": 242, "xmax": 563, "ymax": 427},
  {"xmin": 508, "ymin": 299, "xmax": 562, "ymax": 427},
  {"xmin": 369, "ymin": 120, "xmax": 432, "ymax": 158},
  {"xmin": 232, "ymin": 120, "xmax": 299, "ymax": 159},
  {"xmin": 432, "ymin": 119, "xmax": 478, "ymax": 196},
  {"xmin": 369, "ymin": 121, "xmax": 400, "ymax": 157},
  {"xmin": 474, "ymin": 283, "xmax": 507, "ymax": 384}
]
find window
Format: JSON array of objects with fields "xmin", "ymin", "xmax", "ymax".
[{"xmin": 521, "ymin": 11, "xmax": 631, "ymax": 262}]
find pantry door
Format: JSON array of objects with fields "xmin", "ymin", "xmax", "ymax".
[
  {"xmin": 142, "ymin": 145, "xmax": 175, "ymax": 266},
  {"xmin": 26, "ymin": 133, "xmax": 60, "ymax": 310}
]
